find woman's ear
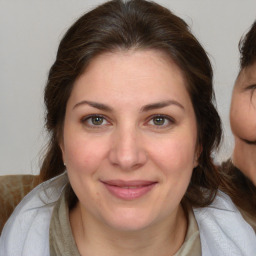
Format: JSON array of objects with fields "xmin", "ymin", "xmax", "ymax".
[
  {"xmin": 58, "ymin": 135, "xmax": 66, "ymax": 165},
  {"xmin": 194, "ymin": 144, "xmax": 202, "ymax": 167},
  {"xmin": 56, "ymin": 119, "xmax": 68, "ymax": 168}
]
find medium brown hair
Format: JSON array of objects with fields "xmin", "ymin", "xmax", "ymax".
[{"xmin": 40, "ymin": 0, "xmax": 222, "ymax": 207}]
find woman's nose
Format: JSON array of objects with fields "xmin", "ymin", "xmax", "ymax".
[{"xmin": 108, "ymin": 127, "xmax": 147, "ymax": 171}]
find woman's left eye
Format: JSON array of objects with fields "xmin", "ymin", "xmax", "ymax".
[{"xmin": 147, "ymin": 115, "xmax": 174, "ymax": 128}]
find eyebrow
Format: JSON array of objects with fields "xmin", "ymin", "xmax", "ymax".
[
  {"xmin": 73, "ymin": 99, "xmax": 184, "ymax": 112},
  {"xmin": 140, "ymin": 100, "xmax": 184, "ymax": 112},
  {"xmin": 73, "ymin": 100, "xmax": 113, "ymax": 112}
]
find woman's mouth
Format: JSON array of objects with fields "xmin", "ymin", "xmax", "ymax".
[{"xmin": 101, "ymin": 180, "xmax": 157, "ymax": 200}]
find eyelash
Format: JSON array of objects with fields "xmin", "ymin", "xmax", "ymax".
[
  {"xmin": 245, "ymin": 84, "xmax": 256, "ymax": 90},
  {"xmin": 81, "ymin": 114, "xmax": 175, "ymax": 129},
  {"xmin": 245, "ymin": 84, "xmax": 256, "ymax": 101}
]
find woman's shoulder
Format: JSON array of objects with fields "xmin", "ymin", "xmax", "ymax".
[
  {"xmin": 0, "ymin": 173, "xmax": 68, "ymax": 256},
  {"xmin": 193, "ymin": 191, "xmax": 256, "ymax": 256}
]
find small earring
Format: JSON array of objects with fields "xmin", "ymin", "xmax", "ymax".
[{"xmin": 63, "ymin": 162, "xmax": 66, "ymax": 166}]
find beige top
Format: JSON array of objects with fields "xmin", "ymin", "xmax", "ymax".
[{"xmin": 49, "ymin": 190, "xmax": 201, "ymax": 256}]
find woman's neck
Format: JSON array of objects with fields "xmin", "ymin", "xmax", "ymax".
[{"xmin": 70, "ymin": 203, "xmax": 187, "ymax": 256}]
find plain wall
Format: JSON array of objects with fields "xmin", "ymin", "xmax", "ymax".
[{"xmin": 0, "ymin": 0, "xmax": 256, "ymax": 175}]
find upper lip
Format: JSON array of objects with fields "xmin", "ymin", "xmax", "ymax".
[{"xmin": 101, "ymin": 180, "xmax": 157, "ymax": 187}]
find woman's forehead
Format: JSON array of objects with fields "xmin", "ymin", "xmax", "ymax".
[{"xmin": 68, "ymin": 50, "xmax": 191, "ymax": 108}]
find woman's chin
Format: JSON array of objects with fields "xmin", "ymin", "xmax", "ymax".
[{"xmin": 101, "ymin": 208, "xmax": 159, "ymax": 233}]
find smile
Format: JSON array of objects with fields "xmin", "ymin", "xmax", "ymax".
[{"xmin": 101, "ymin": 180, "xmax": 157, "ymax": 200}]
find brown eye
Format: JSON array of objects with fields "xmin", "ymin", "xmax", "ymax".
[
  {"xmin": 147, "ymin": 115, "xmax": 174, "ymax": 128},
  {"xmin": 91, "ymin": 116, "xmax": 104, "ymax": 125},
  {"xmin": 82, "ymin": 115, "xmax": 109, "ymax": 128},
  {"xmin": 153, "ymin": 116, "xmax": 166, "ymax": 126}
]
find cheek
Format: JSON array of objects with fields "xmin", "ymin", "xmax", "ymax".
[
  {"xmin": 63, "ymin": 135, "xmax": 109, "ymax": 174},
  {"xmin": 64, "ymin": 137, "xmax": 109, "ymax": 203},
  {"xmin": 149, "ymin": 134, "xmax": 197, "ymax": 176},
  {"xmin": 230, "ymin": 95, "xmax": 256, "ymax": 140},
  {"xmin": 151, "ymin": 138, "xmax": 195, "ymax": 210}
]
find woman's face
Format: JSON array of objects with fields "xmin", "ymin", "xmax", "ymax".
[
  {"xmin": 61, "ymin": 49, "xmax": 199, "ymax": 232},
  {"xmin": 230, "ymin": 63, "xmax": 256, "ymax": 182}
]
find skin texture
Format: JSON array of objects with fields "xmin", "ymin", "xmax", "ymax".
[
  {"xmin": 230, "ymin": 62, "xmax": 256, "ymax": 185},
  {"xmin": 60, "ymin": 49, "xmax": 199, "ymax": 256}
]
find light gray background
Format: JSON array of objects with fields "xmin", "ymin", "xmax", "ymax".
[{"xmin": 1, "ymin": 0, "xmax": 256, "ymax": 175}]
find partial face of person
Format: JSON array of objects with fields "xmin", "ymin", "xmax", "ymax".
[
  {"xmin": 230, "ymin": 63, "xmax": 256, "ymax": 143},
  {"xmin": 61, "ymin": 49, "xmax": 199, "ymax": 232},
  {"xmin": 230, "ymin": 62, "xmax": 256, "ymax": 183}
]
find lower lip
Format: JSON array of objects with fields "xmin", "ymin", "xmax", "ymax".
[{"xmin": 103, "ymin": 183, "xmax": 156, "ymax": 200}]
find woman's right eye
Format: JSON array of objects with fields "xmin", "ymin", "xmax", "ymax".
[{"xmin": 81, "ymin": 115, "xmax": 110, "ymax": 128}]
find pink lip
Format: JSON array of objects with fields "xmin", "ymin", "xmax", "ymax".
[{"xmin": 101, "ymin": 180, "xmax": 157, "ymax": 200}]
